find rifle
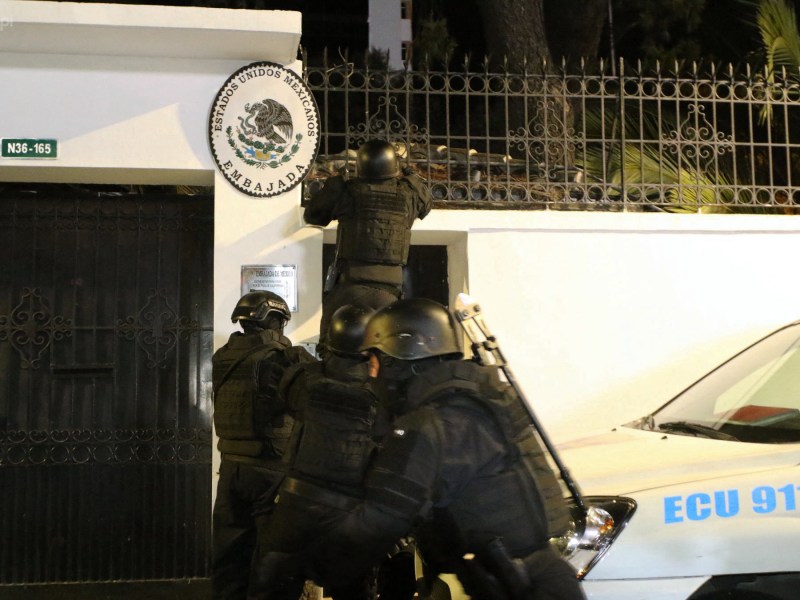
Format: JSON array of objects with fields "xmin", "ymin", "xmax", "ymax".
[
  {"xmin": 322, "ymin": 166, "xmax": 350, "ymax": 293},
  {"xmin": 453, "ymin": 293, "xmax": 587, "ymax": 514}
]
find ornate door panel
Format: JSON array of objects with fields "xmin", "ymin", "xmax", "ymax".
[{"xmin": 0, "ymin": 189, "xmax": 214, "ymax": 584}]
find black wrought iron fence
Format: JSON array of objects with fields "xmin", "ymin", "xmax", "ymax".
[{"xmin": 304, "ymin": 54, "xmax": 800, "ymax": 214}]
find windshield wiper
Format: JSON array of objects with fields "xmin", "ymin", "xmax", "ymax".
[
  {"xmin": 658, "ymin": 421, "xmax": 739, "ymax": 441},
  {"xmin": 626, "ymin": 413, "xmax": 656, "ymax": 430}
]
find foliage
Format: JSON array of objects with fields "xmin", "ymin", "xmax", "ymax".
[
  {"xmin": 579, "ymin": 107, "xmax": 735, "ymax": 213},
  {"xmin": 756, "ymin": 0, "xmax": 800, "ymax": 74},
  {"xmin": 750, "ymin": 0, "xmax": 800, "ymax": 123},
  {"xmin": 365, "ymin": 47, "xmax": 390, "ymax": 71},
  {"xmin": 611, "ymin": 0, "xmax": 709, "ymax": 64},
  {"xmin": 412, "ymin": 16, "xmax": 458, "ymax": 70}
]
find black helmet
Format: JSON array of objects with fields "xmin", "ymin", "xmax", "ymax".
[
  {"xmin": 356, "ymin": 139, "xmax": 399, "ymax": 180},
  {"xmin": 231, "ymin": 291, "xmax": 291, "ymax": 329},
  {"xmin": 327, "ymin": 304, "xmax": 375, "ymax": 357},
  {"xmin": 360, "ymin": 298, "xmax": 463, "ymax": 360}
]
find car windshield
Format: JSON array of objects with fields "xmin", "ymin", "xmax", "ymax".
[{"xmin": 629, "ymin": 322, "xmax": 800, "ymax": 444}]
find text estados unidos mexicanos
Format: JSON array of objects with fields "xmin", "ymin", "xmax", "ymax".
[
  {"xmin": 664, "ymin": 483, "xmax": 800, "ymax": 523},
  {"xmin": 211, "ymin": 67, "xmax": 318, "ymax": 139}
]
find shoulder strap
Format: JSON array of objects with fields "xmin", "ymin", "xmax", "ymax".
[
  {"xmin": 422, "ymin": 364, "xmax": 523, "ymax": 459},
  {"xmin": 415, "ymin": 362, "xmax": 488, "ymax": 406},
  {"xmin": 213, "ymin": 341, "xmax": 284, "ymax": 395}
]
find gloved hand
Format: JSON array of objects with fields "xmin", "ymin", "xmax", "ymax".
[{"xmin": 388, "ymin": 535, "xmax": 415, "ymax": 556}]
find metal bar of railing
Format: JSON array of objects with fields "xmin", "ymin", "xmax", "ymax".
[{"xmin": 303, "ymin": 55, "xmax": 800, "ymax": 213}]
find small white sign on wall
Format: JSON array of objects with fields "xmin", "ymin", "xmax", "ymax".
[{"xmin": 241, "ymin": 264, "xmax": 298, "ymax": 312}]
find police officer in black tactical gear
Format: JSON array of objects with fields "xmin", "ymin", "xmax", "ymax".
[
  {"xmin": 303, "ymin": 139, "xmax": 433, "ymax": 357},
  {"xmin": 247, "ymin": 304, "xmax": 390, "ymax": 600},
  {"xmin": 300, "ymin": 298, "xmax": 587, "ymax": 600},
  {"xmin": 211, "ymin": 291, "xmax": 315, "ymax": 600}
]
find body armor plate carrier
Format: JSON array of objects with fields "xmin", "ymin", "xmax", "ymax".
[
  {"xmin": 212, "ymin": 334, "xmax": 293, "ymax": 456},
  {"xmin": 415, "ymin": 361, "xmax": 571, "ymax": 544},
  {"xmin": 287, "ymin": 364, "xmax": 380, "ymax": 488},
  {"xmin": 336, "ymin": 179, "xmax": 413, "ymax": 266}
]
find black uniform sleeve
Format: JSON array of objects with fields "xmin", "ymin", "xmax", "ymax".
[
  {"xmin": 277, "ymin": 362, "xmax": 310, "ymax": 415},
  {"xmin": 401, "ymin": 172, "xmax": 433, "ymax": 220},
  {"xmin": 303, "ymin": 175, "xmax": 346, "ymax": 226},
  {"xmin": 306, "ymin": 408, "xmax": 444, "ymax": 585}
]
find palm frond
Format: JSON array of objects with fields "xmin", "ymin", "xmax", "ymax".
[
  {"xmin": 757, "ymin": 0, "xmax": 800, "ymax": 73},
  {"xmin": 579, "ymin": 107, "xmax": 736, "ymax": 213},
  {"xmin": 755, "ymin": 0, "xmax": 800, "ymax": 122}
]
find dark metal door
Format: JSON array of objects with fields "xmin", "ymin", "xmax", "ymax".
[
  {"xmin": 0, "ymin": 187, "xmax": 214, "ymax": 584},
  {"xmin": 323, "ymin": 243, "xmax": 450, "ymax": 307}
]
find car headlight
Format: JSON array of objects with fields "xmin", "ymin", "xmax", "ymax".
[{"xmin": 550, "ymin": 496, "xmax": 636, "ymax": 579}]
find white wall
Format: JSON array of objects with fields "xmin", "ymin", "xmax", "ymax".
[
  {"xmin": 418, "ymin": 210, "xmax": 800, "ymax": 441},
  {"xmin": 4, "ymin": 1, "xmax": 800, "ymax": 479},
  {"xmin": 0, "ymin": 1, "xmax": 300, "ymax": 185},
  {"xmin": 213, "ymin": 173, "xmax": 322, "ymax": 351}
]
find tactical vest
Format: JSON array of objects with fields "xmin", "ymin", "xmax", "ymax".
[
  {"xmin": 414, "ymin": 361, "xmax": 571, "ymax": 544},
  {"xmin": 212, "ymin": 333, "xmax": 293, "ymax": 456},
  {"xmin": 286, "ymin": 363, "xmax": 379, "ymax": 488},
  {"xmin": 336, "ymin": 179, "xmax": 412, "ymax": 266}
]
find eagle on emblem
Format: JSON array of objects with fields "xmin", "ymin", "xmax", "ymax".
[{"xmin": 239, "ymin": 99, "xmax": 294, "ymax": 146}]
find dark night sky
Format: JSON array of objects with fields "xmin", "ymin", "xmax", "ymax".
[{"xmin": 51, "ymin": 0, "xmax": 787, "ymax": 67}]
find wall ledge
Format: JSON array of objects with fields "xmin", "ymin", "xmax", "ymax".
[{"xmin": 0, "ymin": 0, "xmax": 301, "ymax": 63}]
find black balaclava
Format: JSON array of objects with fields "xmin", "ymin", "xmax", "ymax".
[{"xmin": 374, "ymin": 353, "xmax": 444, "ymax": 416}]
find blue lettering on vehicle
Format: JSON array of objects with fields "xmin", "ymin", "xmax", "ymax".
[{"xmin": 664, "ymin": 484, "xmax": 798, "ymax": 523}]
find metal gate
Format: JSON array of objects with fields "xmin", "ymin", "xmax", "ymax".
[{"xmin": 0, "ymin": 187, "xmax": 214, "ymax": 584}]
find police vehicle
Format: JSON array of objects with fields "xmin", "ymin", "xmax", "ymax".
[{"xmin": 552, "ymin": 319, "xmax": 800, "ymax": 599}]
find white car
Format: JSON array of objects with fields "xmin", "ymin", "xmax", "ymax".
[{"xmin": 553, "ymin": 320, "xmax": 800, "ymax": 600}]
